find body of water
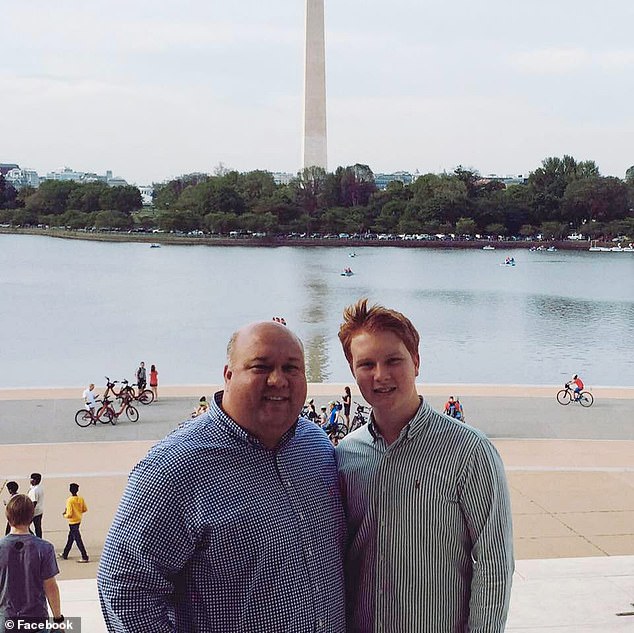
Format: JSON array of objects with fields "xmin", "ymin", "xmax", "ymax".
[{"xmin": 1, "ymin": 234, "xmax": 632, "ymax": 388}]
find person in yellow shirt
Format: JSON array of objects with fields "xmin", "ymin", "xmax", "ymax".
[{"xmin": 60, "ymin": 483, "xmax": 89, "ymax": 563}]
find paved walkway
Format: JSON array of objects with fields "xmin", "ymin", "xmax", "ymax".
[{"xmin": 2, "ymin": 385, "xmax": 633, "ymax": 630}]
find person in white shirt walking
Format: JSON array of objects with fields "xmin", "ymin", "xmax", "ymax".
[{"xmin": 27, "ymin": 473, "xmax": 44, "ymax": 538}]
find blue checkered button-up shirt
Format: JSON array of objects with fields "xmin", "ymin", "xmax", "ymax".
[{"xmin": 98, "ymin": 392, "xmax": 346, "ymax": 632}]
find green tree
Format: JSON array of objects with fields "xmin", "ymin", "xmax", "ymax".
[
  {"xmin": 67, "ymin": 182, "xmax": 109, "ymax": 213},
  {"xmin": 539, "ymin": 221, "xmax": 567, "ymax": 240},
  {"xmin": 100, "ymin": 185, "xmax": 143, "ymax": 214},
  {"xmin": 484, "ymin": 223, "xmax": 507, "ymax": 237},
  {"xmin": 237, "ymin": 171, "xmax": 277, "ymax": 209},
  {"xmin": 180, "ymin": 178, "xmax": 246, "ymax": 216},
  {"xmin": 57, "ymin": 209, "xmax": 94, "ymax": 229},
  {"xmin": 25, "ymin": 180, "xmax": 79, "ymax": 215},
  {"xmin": 562, "ymin": 177, "xmax": 629, "ymax": 226},
  {"xmin": 372, "ymin": 200, "xmax": 406, "ymax": 233},
  {"xmin": 156, "ymin": 210, "xmax": 201, "ymax": 233},
  {"xmin": 339, "ymin": 164, "xmax": 376, "ymax": 207},
  {"xmin": 453, "ymin": 166, "xmax": 480, "ymax": 198},
  {"xmin": 528, "ymin": 155, "xmax": 600, "ymax": 223},
  {"xmin": 291, "ymin": 166, "xmax": 328, "ymax": 217},
  {"xmin": 11, "ymin": 209, "xmax": 38, "ymax": 226},
  {"xmin": 455, "ymin": 217, "xmax": 477, "ymax": 236},
  {"xmin": 410, "ymin": 174, "xmax": 468, "ymax": 226},
  {"xmin": 94, "ymin": 210, "xmax": 134, "ymax": 230},
  {"xmin": 519, "ymin": 224, "xmax": 537, "ymax": 238},
  {"xmin": 0, "ymin": 175, "xmax": 18, "ymax": 209},
  {"xmin": 153, "ymin": 174, "xmax": 209, "ymax": 209},
  {"xmin": 203, "ymin": 212, "xmax": 239, "ymax": 234}
]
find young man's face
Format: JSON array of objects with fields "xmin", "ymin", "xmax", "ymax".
[{"xmin": 349, "ymin": 329, "xmax": 419, "ymax": 416}]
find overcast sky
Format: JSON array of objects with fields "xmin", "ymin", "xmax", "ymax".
[{"xmin": 2, "ymin": 0, "xmax": 633, "ymax": 184}]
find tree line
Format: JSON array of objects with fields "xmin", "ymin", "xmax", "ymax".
[
  {"xmin": 1, "ymin": 156, "xmax": 633, "ymax": 240},
  {"xmin": 0, "ymin": 180, "xmax": 143, "ymax": 230}
]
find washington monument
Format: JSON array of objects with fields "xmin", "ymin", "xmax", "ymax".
[{"xmin": 302, "ymin": 0, "xmax": 327, "ymax": 170}]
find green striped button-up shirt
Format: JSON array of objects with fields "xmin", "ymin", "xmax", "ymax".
[{"xmin": 335, "ymin": 398, "xmax": 514, "ymax": 633}]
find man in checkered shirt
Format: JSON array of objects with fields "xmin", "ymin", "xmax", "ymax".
[{"xmin": 98, "ymin": 321, "xmax": 346, "ymax": 632}]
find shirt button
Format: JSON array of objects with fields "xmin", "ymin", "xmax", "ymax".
[{"xmin": 299, "ymin": 512, "xmax": 305, "ymax": 520}]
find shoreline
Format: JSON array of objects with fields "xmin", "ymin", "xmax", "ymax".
[
  {"xmin": 2, "ymin": 383, "xmax": 633, "ymax": 401},
  {"xmin": 0, "ymin": 226, "xmax": 602, "ymax": 250}
]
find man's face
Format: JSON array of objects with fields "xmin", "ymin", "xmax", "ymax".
[
  {"xmin": 349, "ymin": 329, "xmax": 419, "ymax": 415},
  {"xmin": 222, "ymin": 322, "xmax": 307, "ymax": 447}
]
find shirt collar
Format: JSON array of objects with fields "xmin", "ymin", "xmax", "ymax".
[
  {"xmin": 211, "ymin": 390, "xmax": 298, "ymax": 450},
  {"xmin": 368, "ymin": 397, "xmax": 431, "ymax": 443}
]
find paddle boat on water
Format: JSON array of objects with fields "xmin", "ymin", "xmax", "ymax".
[
  {"xmin": 341, "ymin": 267, "xmax": 354, "ymax": 276},
  {"xmin": 150, "ymin": 243, "xmax": 161, "ymax": 248},
  {"xmin": 500, "ymin": 257, "xmax": 516, "ymax": 267},
  {"xmin": 589, "ymin": 240, "xmax": 634, "ymax": 252},
  {"xmin": 611, "ymin": 243, "xmax": 634, "ymax": 252},
  {"xmin": 482, "ymin": 245, "xmax": 495, "ymax": 250}
]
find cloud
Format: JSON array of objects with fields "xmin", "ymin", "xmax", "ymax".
[
  {"xmin": 599, "ymin": 50, "xmax": 634, "ymax": 70},
  {"xmin": 511, "ymin": 48, "xmax": 590, "ymax": 74},
  {"xmin": 326, "ymin": 93, "xmax": 634, "ymax": 179},
  {"xmin": 4, "ymin": 11, "xmax": 299, "ymax": 56},
  {"xmin": 511, "ymin": 47, "xmax": 634, "ymax": 74}
]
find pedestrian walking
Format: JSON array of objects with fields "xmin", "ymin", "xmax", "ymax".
[
  {"xmin": 135, "ymin": 362, "xmax": 147, "ymax": 392},
  {"xmin": 27, "ymin": 473, "xmax": 44, "ymax": 538},
  {"xmin": 149, "ymin": 364, "xmax": 158, "ymax": 400},
  {"xmin": 60, "ymin": 483, "xmax": 89, "ymax": 563},
  {"xmin": 4, "ymin": 482, "xmax": 18, "ymax": 536},
  {"xmin": 0, "ymin": 495, "xmax": 64, "ymax": 626}
]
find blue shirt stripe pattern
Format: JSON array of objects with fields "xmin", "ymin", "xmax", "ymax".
[
  {"xmin": 98, "ymin": 391, "xmax": 346, "ymax": 632},
  {"xmin": 335, "ymin": 398, "xmax": 514, "ymax": 632}
]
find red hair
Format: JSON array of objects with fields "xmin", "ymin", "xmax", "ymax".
[{"xmin": 338, "ymin": 299, "xmax": 420, "ymax": 365}]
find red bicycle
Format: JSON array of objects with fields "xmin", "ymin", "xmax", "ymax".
[{"xmin": 117, "ymin": 378, "xmax": 155, "ymax": 405}]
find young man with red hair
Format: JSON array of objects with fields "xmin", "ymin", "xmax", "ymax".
[{"xmin": 336, "ymin": 298, "xmax": 514, "ymax": 632}]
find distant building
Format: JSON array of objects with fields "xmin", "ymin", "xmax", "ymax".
[
  {"xmin": 5, "ymin": 168, "xmax": 40, "ymax": 189},
  {"xmin": 43, "ymin": 167, "xmax": 128, "ymax": 186},
  {"xmin": 272, "ymin": 172, "xmax": 295, "ymax": 186},
  {"xmin": 480, "ymin": 174, "xmax": 528, "ymax": 187},
  {"xmin": 374, "ymin": 171, "xmax": 415, "ymax": 190},
  {"xmin": 0, "ymin": 163, "xmax": 20, "ymax": 176},
  {"xmin": 138, "ymin": 185, "xmax": 154, "ymax": 206}
]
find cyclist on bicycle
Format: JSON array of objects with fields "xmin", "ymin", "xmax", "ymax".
[
  {"xmin": 82, "ymin": 383, "xmax": 97, "ymax": 414},
  {"xmin": 444, "ymin": 396, "xmax": 464, "ymax": 421},
  {"xmin": 568, "ymin": 374, "xmax": 584, "ymax": 400},
  {"xmin": 321, "ymin": 402, "xmax": 337, "ymax": 431},
  {"xmin": 304, "ymin": 398, "xmax": 319, "ymax": 423},
  {"xmin": 322, "ymin": 402, "xmax": 343, "ymax": 445}
]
